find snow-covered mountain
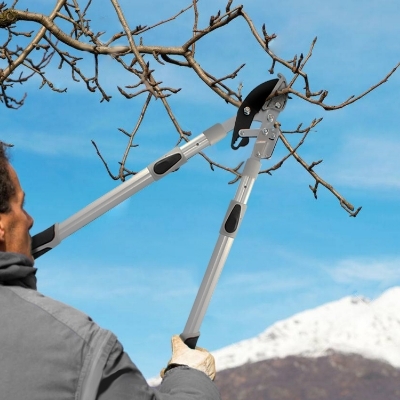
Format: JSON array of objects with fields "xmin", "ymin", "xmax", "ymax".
[
  {"xmin": 148, "ymin": 286, "xmax": 400, "ymax": 385},
  {"xmin": 213, "ymin": 286, "xmax": 400, "ymax": 371}
]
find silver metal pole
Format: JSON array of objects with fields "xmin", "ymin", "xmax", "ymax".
[
  {"xmin": 32, "ymin": 122, "xmax": 234, "ymax": 258},
  {"xmin": 181, "ymin": 157, "xmax": 261, "ymax": 348}
]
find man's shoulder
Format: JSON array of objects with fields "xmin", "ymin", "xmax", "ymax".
[
  {"xmin": 4, "ymin": 285, "xmax": 106, "ymax": 344},
  {"xmin": 0, "ymin": 285, "xmax": 119, "ymax": 399}
]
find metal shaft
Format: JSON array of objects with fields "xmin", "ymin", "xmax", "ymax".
[
  {"xmin": 32, "ymin": 122, "xmax": 232, "ymax": 258},
  {"xmin": 181, "ymin": 157, "xmax": 261, "ymax": 348}
]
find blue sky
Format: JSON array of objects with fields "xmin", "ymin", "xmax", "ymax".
[{"xmin": 2, "ymin": 0, "xmax": 400, "ymax": 378}]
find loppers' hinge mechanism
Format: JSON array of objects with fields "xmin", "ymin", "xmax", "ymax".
[{"xmin": 231, "ymin": 73, "xmax": 288, "ymax": 159}]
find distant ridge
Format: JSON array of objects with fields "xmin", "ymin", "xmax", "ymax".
[
  {"xmin": 214, "ymin": 352, "xmax": 400, "ymax": 400},
  {"xmin": 148, "ymin": 287, "xmax": 400, "ymax": 387},
  {"xmin": 213, "ymin": 287, "xmax": 400, "ymax": 371}
]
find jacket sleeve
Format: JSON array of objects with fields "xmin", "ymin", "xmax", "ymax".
[{"xmin": 95, "ymin": 339, "xmax": 221, "ymax": 400}]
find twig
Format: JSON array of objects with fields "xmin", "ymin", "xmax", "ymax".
[
  {"xmin": 279, "ymin": 134, "xmax": 360, "ymax": 216},
  {"xmin": 91, "ymin": 140, "xmax": 120, "ymax": 180},
  {"xmin": 0, "ymin": 0, "xmax": 65, "ymax": 81},
  {"xmin": 260, "ymin": 118, "xmax": 322, "ymax": 175},
  {"xmin": 286, "ymin": 62, "xmax": 400, "ymax": 110},
  {"xmin": 118, "ymin": 93, "xmax": 152, "ymax": 180}
]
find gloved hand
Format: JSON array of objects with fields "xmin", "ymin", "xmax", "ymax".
[{"xmin": 160, "ymin": 335, "xmax": 216, "ymax": 381}]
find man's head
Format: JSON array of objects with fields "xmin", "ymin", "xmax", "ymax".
[{"xmin": 0, "ymin": 143, "xmax": 34, "ymax": 261}]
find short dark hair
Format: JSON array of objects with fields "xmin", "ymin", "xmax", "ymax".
[{"xmin": 0, "ymin": 142, "xmax": 15, "ymax": 213}]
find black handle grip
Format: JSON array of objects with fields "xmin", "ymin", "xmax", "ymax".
[
  {"xmin": 31, "ymin": 224, "xmax": 56, "ymax": 259},
  {"xmin": 184, "ymin": 336, "xmax": 199, "ymax": 349},
  {"xmin": 181, "ymin": 334, "xmax": 200, "ymax": 350}
]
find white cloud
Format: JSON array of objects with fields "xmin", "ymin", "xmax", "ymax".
[
  {"xmin": 217, "ymin": 270, "xmax": 311, "ymax": 296},
  {"xmin": 7, "ymin": 130, "xmax": 96, "ymax": 158},
  {"xmin": 4, "ymin": 128, "xmax": 161, "ymax": 162},
  {"xmin": 329, "ymin": 257, "xmax": 400, "ymax": 284},
  {"xmin": 37, "ymin": 262, "xmax": 199, "ymax": 303},
  {"xmin": 326, "ymin": 135, "xmax": 400, "ymax": 190}
]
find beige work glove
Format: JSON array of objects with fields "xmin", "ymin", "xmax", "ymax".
[{"xmin": 160, "ymin": 335, "xmax": 216, "ymax": 381}]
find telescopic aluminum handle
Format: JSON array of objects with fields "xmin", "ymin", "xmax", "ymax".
[
  {"xmin": 180, "ymin": 74, "xmax": 288, "ymax": 348},
  {"xmin": 180, "ymin": 157, "xmax": 261, "ymax": 349},
  {"xmin": 31, "ymin": 120, "xmax": 234, "ymax": 259}
]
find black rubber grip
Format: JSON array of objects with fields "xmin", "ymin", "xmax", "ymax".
[
  {"xmin": 225, "ymin": 204, "xmax": 241, "ymax": 234},
  {"xmin": 31, "ymin": 224, "xmax": 55, "ymax": 259},
  {"xmin": 184, "ymin": 336, "xmax": 199, "ymax": 350},
  {"xmin": 154, "ymin": 153, "xmax": 182, "ymax": 175},
  {"xmin": 33, "ymin": 247, "xmax": 52, "ymax": 259}
]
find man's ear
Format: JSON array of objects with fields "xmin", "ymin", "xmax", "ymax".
[{"xmin": 0, "ymin": 215, "xmax": 5, "ymax": 246}]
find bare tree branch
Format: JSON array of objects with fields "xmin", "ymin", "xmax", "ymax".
[
  {"xmin": 283, "ymin": 62, "xmax": 400, "ymax": 110},
  {"xmin": 1, "ymin": 1, "xmax": 398, "ymax": 217},
  {"xmin": 278, "ymin": 133, "xmax": 361, "ymax": 216},
  {"xmin": 260, "ymin": 118, "xmax": 323, "ymax": 175},
  {"xmin": 117, "ymin": 93, "xmax": 152, "ymax": 180},
  {"xmin": 1, "ymin": 0, "xmax": 66, "ymax": 81}
]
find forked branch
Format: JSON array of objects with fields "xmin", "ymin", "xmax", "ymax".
[{"xmin": 1, "ymin": 0, "xmax": 397, "ymax": 217}]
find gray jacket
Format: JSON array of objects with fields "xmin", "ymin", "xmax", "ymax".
[{"xmin": 0, "ymin": 252, "xmax": 221, "ymax": 400}]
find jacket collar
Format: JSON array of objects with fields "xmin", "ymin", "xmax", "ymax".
[{"xmin": 0, "ymin": 251, "xmax": 37, "ymax": 289}]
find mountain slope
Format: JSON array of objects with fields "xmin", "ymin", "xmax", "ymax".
[
  {"xmin": 214, "ymin": 353, "xmax": 400, "ymax": 400},
  {"xmin": 147, "ymin": 286, "xmax": 400, "ymax": 387},
  {"xmin": 213, "ymin": 287, "xmax": 400, "ymax": 372}
]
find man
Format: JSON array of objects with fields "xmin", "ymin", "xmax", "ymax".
[{"xmin": 0, "ymin": 142, "xmax": 220, "ymax": 400}]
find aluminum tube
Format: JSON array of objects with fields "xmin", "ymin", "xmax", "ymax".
[
  {"xmin": 59, "ymin": 168, "xmax": 154, "ymax": 240},
  {"xmin": 182, "ymin": 235, "xmax": 234, "ymax": 337}
]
